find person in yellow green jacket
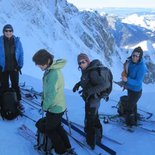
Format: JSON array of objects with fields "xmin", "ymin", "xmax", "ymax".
[{"xmin": 32, "ymin": 49, "xmax": 76, "ymax": 155}]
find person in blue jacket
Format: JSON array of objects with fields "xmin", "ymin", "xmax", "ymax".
[
  {"xmin": 0, "ymin": 24, "xmax": 24, "ymax": 109},
  {"xmin": 122, "ymin": 46, "xmax": 146, "ymax": 126}
]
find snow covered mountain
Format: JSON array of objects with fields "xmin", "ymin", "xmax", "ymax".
[
  {"xmin": 0, "ymin": 0, "xmax": 120, "ymax": 88},
  {"xmin": 100, "ymin": 9, "xmax": 155, "ymax": 83},
  {"xmin": 106, "ymin": 15, "xmax": 154, "ymax": 47},
  {"xmin": 0, "ymin": 0, "xmax": 155, "ymax": 85}
]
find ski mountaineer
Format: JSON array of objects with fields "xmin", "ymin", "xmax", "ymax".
[
  {"xmin": 32, "ymin": 49, "xmax": 76, "ymax": 155},
  {"xmin": 0, "ymin": 24, "xmax": 24, "ymax": 111},
  {"xmin": 121, "ymin": 46, "xmax": 147, "ymax": 126},
  {"xmin": 73, "ymin": 53, "xmax": 104, "ymax": 150}
]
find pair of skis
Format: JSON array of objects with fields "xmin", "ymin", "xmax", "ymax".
[
  {"xmin": 20, "ymin": 86, "xmax": 116, "ymax": 155},
  {"xmin": 99, "ymin": 113, "xmax": 155, "ymax": 134}
]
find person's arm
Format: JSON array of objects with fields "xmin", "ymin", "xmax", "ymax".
[
  {"xmin": 127, "ymin": 65, "xmax": 146, "ymax": 86},
  {"xmin": 15, "ymin": 37, "xmax": 24, "ymax": 68}
]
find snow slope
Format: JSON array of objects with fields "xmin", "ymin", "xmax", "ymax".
[{"xmin": 0, "ymin": 75, "xmax": 155, "ymax": 155}]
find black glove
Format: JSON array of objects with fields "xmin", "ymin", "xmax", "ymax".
[
  {"xmin": 72, "ymin": 82, "xmax": 80, "ymax": 92},
  {"xmin": 16, "ymin": 66, "xmax": 21, "ymax": 71},
  {"xmin": 104, "ymin": 96, "xmax": 109, "ymax": 102}
]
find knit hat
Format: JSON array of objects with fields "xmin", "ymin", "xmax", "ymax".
[
  {"xmin": 3, "ymin": 24, "xmax": 14, "ymax": 33},
  {"xmin": 132, "ymin": 46, "xmax": 143, "ymax": 60},
  {"xmin": 77, "ymin": 53, "xmax": 90, "ymax": 64}
]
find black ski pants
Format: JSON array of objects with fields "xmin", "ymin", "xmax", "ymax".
[
  {"xmin": 1, "ymin": 70, "xmax": 21, "ymax": 100},
  {"xmin": 84, "ymin": 97, "xmax": 102, "ymax": 149},
  {"xmin": 126, "ymin": 89, "xmax": 142, "ymax": 124},
  {"xmin": 45, "ymin": 111, "xmax": 71, "ymax": 154}
]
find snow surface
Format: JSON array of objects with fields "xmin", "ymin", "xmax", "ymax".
[{"xmin": 0, "ymin": 71, "xmax": 155, "ymax": 155}]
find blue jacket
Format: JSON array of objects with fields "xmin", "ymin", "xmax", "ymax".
[
  {"xmin": 0, "ymin": 35, "xmax": 24, "ymax": 71},
  {"xmin": 126, "ymin": 58, "xmax": 146, "ymax": 92}
]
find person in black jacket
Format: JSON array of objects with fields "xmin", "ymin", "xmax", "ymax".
[{"xmin": 73, "ymin": 53, "xmax": 106, "ymax": 149}]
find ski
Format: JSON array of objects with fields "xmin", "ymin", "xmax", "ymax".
[
  {"xmin": 18, "ymin": 124, "xmax": 54, "ymax": 155},
  {"xmin": 62, "ymin": 118, "xmax": 116, "ymax": 155},
  {"xmin": 121, "ymin": 126, "xmax": 135, "ymax": 133},
  {"xmin": 111, "ymin": 105, "xmax": 153, "ymax": 119},
  {"xmin": 66, "ymin": 131, "xmax": 97, "ymax": 155},
  {"xmin": 101, "ymin": 115, "xmax": 155, "ymax": 134},
  {"xmin": 18, "ymin": 124, "xmax": 36, "ymax": 144},
  {"xmin": 69, "ymin": 121, "xmax": 123, "ymax": 145},
  {"xmin": 20, "ymin": 92, "xmax": 116, "ymax": 154},
  {"xmin": 20, "ymin": 83, "xmax": 42, "ymax": 96},
  {"xmin": 22, "ymin": 87, "xmax": 155, "ymax": 137},
  {"xmin": 99, "ymin": 112, "xmax": 154, "ymax": 124}
]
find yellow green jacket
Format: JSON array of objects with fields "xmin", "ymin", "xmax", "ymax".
[{"xmin": 42, "ymin": 59, "xmax": 66, "ymax": 113}]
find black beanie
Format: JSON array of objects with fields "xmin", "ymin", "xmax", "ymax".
[
  {"xmin": 132, "ymin": 46, "xmax": 143, "ymax": 60},
  {"xmin": 3, "ymin": 24, "xmax": 14, "ymax": 33}
]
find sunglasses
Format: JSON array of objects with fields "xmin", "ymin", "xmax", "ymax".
[
  {"xmin": 132, "ymin": 54, "xmax": 140, "ymax": 58},
  {"xmin": 5, "ymin": 30, "xmax": 13, "ymax": 32},
  {"xmin": 78, "ymin": 61, "xmax": 86, "ymax": 65}
]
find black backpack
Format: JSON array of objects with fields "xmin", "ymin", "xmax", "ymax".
[
  {"xmin": 117, "ymin": 95, "xmax": 128, "ymax": 116},
  {"xmin": 0, "ymin": 88, "xmax": 21, "ymax": 120},
  {"xmin": 97, "ymin": 66, "xmax": 113, "ymax": 98},
  {"xmin": 35, "ymin": 117, "xmax": 53, "ymax": 154}
]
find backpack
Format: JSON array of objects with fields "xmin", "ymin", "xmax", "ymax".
[
  {"xmin": 35, "ymin": 130, "xmax": 53, "ymax": 155},
  {"xmin": 0, "ymin": 88, "xmax": 21, "ymax": 120},
  {"xmin": 97, "ymin": 66, "xmax": 113, "ymax": 98},
  {"xmin": 35, "ymin": 117, "xmax": 53, "ymax": 155},
  {"xmin": 117, "ymin": 95, "xmax": 128, "ymax": 116}
]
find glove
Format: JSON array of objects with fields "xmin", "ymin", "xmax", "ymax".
[
  {"xmin": 104, "ymin": 96, "xmax": 109, "ymax": 102},
  {"xmin": 15, "ymin": 66, "xmax": 22, "ymax": 74},
  {"xmin": 15, "ymin": 66, "xmax": 22, "ymax": 71},
  {"xmin": 72, "ymin": 82, "xmax": 80, "ymax": 92}
]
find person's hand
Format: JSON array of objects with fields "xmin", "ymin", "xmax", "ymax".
[
  {"xmin": 104, "ymin": 96, "xmax": 109, "ymax": 102},
  {"xmin": 122, "ymin": 76, "xmax": 127, "ymax": 82},
  {"xmin": 72, "ymin": 82, "xmax": 80, "ymax": 92}
]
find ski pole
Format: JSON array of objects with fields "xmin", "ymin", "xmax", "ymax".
[
  {"xmin": 138, "ymin": 108, "xmax": 153, "ymax": 115},
  {"xmin": 138, "ymin": 108, "xmax": 153, "ymax": 119},
  {"xmin": 65, "ymin": 109, "xmax": 72, "ymax": 135}
]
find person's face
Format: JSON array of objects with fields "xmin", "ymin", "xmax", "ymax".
[
  {"xmin": 4, "ymin": 29, "xmax": 13, "ymax": 39},
  {"xmin": 132, "ymin": 52, "xmax": 140, "ymax": 63},
  {"xmin": 37, "ymin": 59, "xmax": 51, "ymax": 71},
  {"xmin": 78, "ymin": 59, "xmax": 88, "ymax": 70},
  {"xmin": 37, "ymin": 64, "xmax": 48, "ymax": 71}
]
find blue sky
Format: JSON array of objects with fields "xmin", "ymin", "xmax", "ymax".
[{"xmin": 67, "ymin": 0, "xmax": 155, "ymax": 8}]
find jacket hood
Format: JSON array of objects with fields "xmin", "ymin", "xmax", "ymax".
[{"xmin": 49, "ymin": 59, "xmax": 66, "ymax": 70}]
